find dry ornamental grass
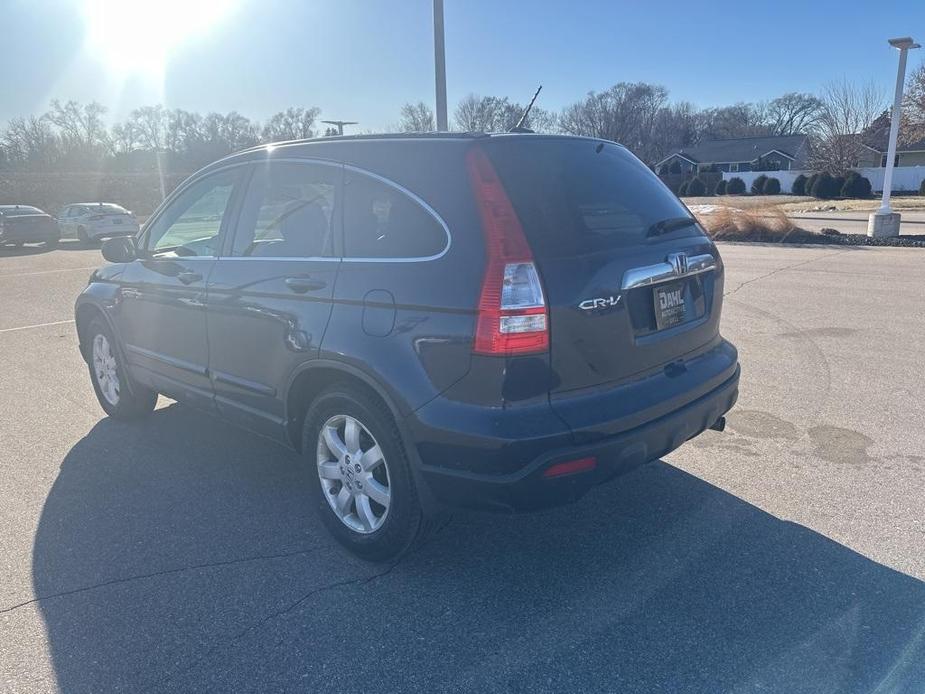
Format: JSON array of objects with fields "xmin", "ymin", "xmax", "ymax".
[{"xmin": 697, "ymin": 206, "xmax": 809, "ymax": 243}]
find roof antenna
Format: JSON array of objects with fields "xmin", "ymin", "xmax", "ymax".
[{"xmin": 510, "ymin": 85, "xmax": 542, "ymax": 133}]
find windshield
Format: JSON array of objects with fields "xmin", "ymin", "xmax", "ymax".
[
  {"xmin": 0, "ymin": 205, "xmax": 42, "ymax": 216},
  {"xmin": 89, "ymin": 204, "xmax": 128, "ymax": 213}
]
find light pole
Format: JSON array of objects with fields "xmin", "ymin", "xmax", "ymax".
[
  {"xmin": 433, "ymin": 0, "xmax": 448, "ymax": 131},
  {"xmin": 868, "ymin": 36, "xmax": 920, "ymax": 238}
]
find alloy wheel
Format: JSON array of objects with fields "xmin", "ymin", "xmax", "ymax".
[
  {"xmin": 316, "ymin": 414, "xmax": 391, "ymax": 534},
  {"xmin": 92, "ymin": 334, "xmax": 120, "ymax": 406}
]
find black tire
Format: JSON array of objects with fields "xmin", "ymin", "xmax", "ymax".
[
  {"xmin": 77, "ymin": 226, "xmax": 90, "ymax": 246},
  {"xmin": 44, "ymin": 238, "xmax": 59, "ymax": 250},
  {"xmin": 302, "ymin": 385, "xmax": 429, "ymax": 562},
  {"xmin": 85, "ymin": 316, "xmax": 157, "ymax": 419}
]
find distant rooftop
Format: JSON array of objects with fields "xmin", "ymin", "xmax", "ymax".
[{"xmin": 659, "ymin": 134, "xmax": 809, "ymax": 165}]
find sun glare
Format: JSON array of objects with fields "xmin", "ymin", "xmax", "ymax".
[{"xmin": 82, "ymin": 0, "xmax": 238, "ymax": 76}]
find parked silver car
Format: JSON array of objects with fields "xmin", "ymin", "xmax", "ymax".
[{"xmin": 57, "ymin": 203, "xmax": 139, "ymax": 244}]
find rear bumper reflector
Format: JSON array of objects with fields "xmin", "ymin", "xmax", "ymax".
[{"xmin": 543, "ymin": 456, "xmax": 597, "ymax": 479}]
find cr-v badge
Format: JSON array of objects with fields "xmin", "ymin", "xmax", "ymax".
[{"xmin": 579, "ymin": 295, "xmax": 622, "ymax": 311}]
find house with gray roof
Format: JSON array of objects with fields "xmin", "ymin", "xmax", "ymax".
[
  {"xmin": 893, "ymin": 139, "xmax": 925, "ymax": 167},
  {"xmin": 656, "ymin": 135, "xmax": 813, "ymax": 174}
]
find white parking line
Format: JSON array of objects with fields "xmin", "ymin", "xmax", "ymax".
[
  {"xmin": 0, "ymin": 319, "xmax": 75, "ymax": 334},
  {"xmin": 0, "ymin": 266, "xmax": 98, "ymax": 279}
]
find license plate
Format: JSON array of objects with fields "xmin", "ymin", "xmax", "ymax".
[{"xmin": 654, "ymin": 281, "xmax": 688, "ymax": 330}]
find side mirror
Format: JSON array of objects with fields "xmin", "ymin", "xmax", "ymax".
[{"xmin": 101, "ymin": 236, "xmax": 138, "ymax": 263}]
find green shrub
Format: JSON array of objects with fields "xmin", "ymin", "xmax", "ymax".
[
  {"xmin": 810, "ymin": 172, "xmax": 842, "ymax": 199},
  {"xmin": 726, "ymin": 177, "xmax": 746, "ymax": 195},
  {"xmin": 677, "ymin": 180, "xmax": 689, "ymax": 196},
  {"xmin": 805, "ymin": 173, "xmax": 820, "ymax": 197},
  {"xmin": 763, "ymin": 177, "xmax": 781, "ymax": 195},
  {"xmin": 840, "ymin": 171, "xmax": 872, "ymax": 198},
  {"xmin": 792, "ymin": 174, "xmax": 808, "ymax": 195},
  {"xmin": 687, "ymin": 176, "xmax": 707, "ymax": 196},
  {"xmin": 751, "ymin": 174, "xmax": 768, "ymax": 195},
  {"xmin": 714, "ymin": 179, "xmax": 727, "ymax": 195}
]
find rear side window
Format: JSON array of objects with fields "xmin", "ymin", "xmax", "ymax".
[
  {"xmin": 232, "ymin": 162, "xmax": 338, "ymax": 258},
  {"xmin": 343, "ymin": 171, "xmax": 447, "ymax": 259},
  {"xmin": 484, "ymin": 139, "xmax": 701, "ymax": 257}
]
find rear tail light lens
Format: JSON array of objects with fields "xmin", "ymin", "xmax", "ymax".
[{"xmin": 466, "ymin": 147, "xmax": 549, "ymax": 356}]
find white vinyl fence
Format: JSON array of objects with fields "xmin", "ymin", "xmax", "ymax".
[{"xmin": 722, "ymin": 167, "xmax": 925, "ymax": 194}]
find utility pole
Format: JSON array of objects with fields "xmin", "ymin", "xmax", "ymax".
[
  {"xmin": 433, "ymin": 0, "xmax": 448, "ymax": 131},
  {"xmin": 868, "ymin": 36, "xmax": 919, "ymax": 238},
  {"xmin": 321, "ymin": 120, "xmax": 358, "ymax": 136}
]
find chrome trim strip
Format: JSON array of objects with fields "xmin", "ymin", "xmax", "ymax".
[
  {"xmin": 218, "ymin": 256, "xmax": 339, "ymax": 262},
  {"xmin": 621, "ymin": 253, "xmax": 716, "ymax": 290},
  {"xmin": 158, "ymin": 158, "xmax": 452, "ymax": 264}
]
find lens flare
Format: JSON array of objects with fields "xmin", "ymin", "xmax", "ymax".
[{"xmin": 81, "ymin": 0, "xmax": 238, "ymax": 76}]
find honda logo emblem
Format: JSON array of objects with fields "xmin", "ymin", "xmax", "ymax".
[{"xmin": 667, "ymin": 252, "xmax": 689, "ymax": 276}]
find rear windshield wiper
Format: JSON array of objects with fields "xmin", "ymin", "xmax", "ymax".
[{"xmin": 647, "ymin": 216, "xmax": 697, "ymax": 237}]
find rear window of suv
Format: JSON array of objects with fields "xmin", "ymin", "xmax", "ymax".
[{"xmin": 483, "ymin": 138, "xmax": 701, "ymax": 257}]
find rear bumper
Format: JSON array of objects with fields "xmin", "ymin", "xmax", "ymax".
[{"xmin": 412, "ymin": 347, "xmax": 739, "ymax": 512}]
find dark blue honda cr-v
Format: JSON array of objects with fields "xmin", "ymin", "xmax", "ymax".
[{"xmin": 75, "ymin": 133, "xmax": 739, "ymax": 560}]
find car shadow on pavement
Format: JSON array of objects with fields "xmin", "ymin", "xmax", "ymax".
[
  {"xmin": 0, "ymin": 243, "xmax": 57, "ymax": 256},
  {"xmin": 0, "ymin": 240, "xmax": 94, "ymax": 256},
  {"xmin": 30, "ymin": 404, "xmax": 925, "ymax": 693}
]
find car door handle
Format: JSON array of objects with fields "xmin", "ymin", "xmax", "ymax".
[
  {"xmin": 177, "ymin": 270, "xmax": 203, "ymax": 285},
  {"xmin": 285, "ymin": 277, "xmax": 327, "ymax": 293}
]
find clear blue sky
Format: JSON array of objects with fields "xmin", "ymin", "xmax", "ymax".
[{"xmin": 3, "ymin": 0, "xmax": 925, "ymax": 130}]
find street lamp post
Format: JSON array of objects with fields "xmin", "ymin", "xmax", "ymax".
[
  {"xmin": 868, "ymin": 36, "xmax": 920, "ymax": 238},
  {"xmin": 433, "ymin": 0, "xmax": 448, "ymax": 131}
]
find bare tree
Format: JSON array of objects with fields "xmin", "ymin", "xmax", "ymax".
[
  {"xmin": 45, "ymin": 100, "xmax": 109, "ymax": 149},
  {"xmin": 165, "ymin": 109, "xmax": 204, "ymax": 154},
  {"xmin": 109, "ymin": 121, "xmax": 139, "ymax": 154},
  {"xmin": 559, "ymin": 82, "xmax": 668, "ymax": 160},
  {"xmin": 1, "ymin": 116, "xmax": 60, "ymax": 167},
  {"xmin": 903, "ymin": 60, "xmax": 925, "ymax": 144},
  {"xmin": 765, "ymin": 92, "xmax": 824, "ymax": 135},
  {"xmin": 650, "ymin": 101, "xmax": 700, "ymax": 161},
  {"xmin": 125, "ymin": 105, "xmax": 168, "ymax": 151},
  {"xmin": 696, "ymin": 102, "xmax": 770, "ymax": 140},
  {"xmin": 454, "ymin": 94, "xmax": 518, "ymax": 132},
  {"xmin": 809, "ymin": 79, "xmax": 884, "ymax": 172},
  {"xmin": 397, "ymin": 102, "xmax": 435, "ymax": 132},
  {"xmin": 261, "ymin": 107, "xmax": 321, "ymax": 142}
]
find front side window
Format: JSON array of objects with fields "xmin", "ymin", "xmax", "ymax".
[
  {"xmin": 343, "ymin": 172, "xmax": 447, "ymax": 259},
  {"xmin": 145, "ymin": 169, "xmax": 239, "ymax": 258},
  {"xmin": 231, "ymin": 162, "xmax": 338, "ymax": 258}
]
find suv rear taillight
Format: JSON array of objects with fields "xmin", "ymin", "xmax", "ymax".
[{"xmin": 466, "ymin": 147, "xmax": 548, "ymax": 356}]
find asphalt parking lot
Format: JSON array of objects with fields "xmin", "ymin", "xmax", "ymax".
[{"xmin": 1, "ymin": 240, "xmax": 924, "ymax": 693}]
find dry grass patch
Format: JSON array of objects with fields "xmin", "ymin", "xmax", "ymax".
[{"xmin": 697, "ymin": 206, "xmax": 814, "ymax": 242}]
